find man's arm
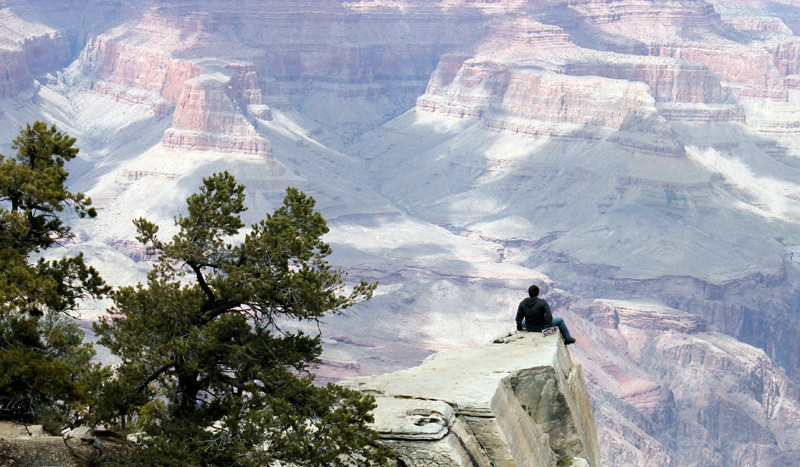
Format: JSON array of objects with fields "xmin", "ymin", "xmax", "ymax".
[
  {"xmin": 516, "ymin": 304, "xmax": 524, "ymax": 330},
  {"xmin": 544, "ymin": 301, "xmax": 553, "ymax": 326}
]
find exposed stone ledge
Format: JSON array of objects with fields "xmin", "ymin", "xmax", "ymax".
[{"xmin": 341, "ymin": 331, "xmax": 600, "ymax": 467}]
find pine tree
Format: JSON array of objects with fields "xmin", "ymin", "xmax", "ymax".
[
  {"xmin": 95, "ymin": 173, "xmax": 389, "ymax": 466},
  {"xmin": 0, "ymin": 121, "xmax": 109, "ymax": 425}
]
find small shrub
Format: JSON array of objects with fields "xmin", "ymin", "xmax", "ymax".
[
  {"xmin": 557, "ymin": 456, "xmax": 573, "ymax": 466},
  {"xmin": 36, "ymin": 409, "xmax": 65, "ymax": 435}
]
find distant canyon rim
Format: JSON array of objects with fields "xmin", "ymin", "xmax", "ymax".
[{"xmin": 5, "ymin": 0, "xmax": 800, "ymax": 465}]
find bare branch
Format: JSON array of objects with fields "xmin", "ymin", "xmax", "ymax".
[
  {"xmin": 189, "ymin": 262, "xmax": 216, "ymax": 304},
  {"xmin": 136, "ymin": 361, "xmax": 175, "ymax": 393},
  {"xmin": 62, "ymin": 433, "xmax": 90, "ymax": 466},
  {"xmin": 200, "ymin": 299, "xmax": 242, "ymax": 324}
]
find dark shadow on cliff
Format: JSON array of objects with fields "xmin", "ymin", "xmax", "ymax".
[
  {"xmin": 11, "ymin": 0, "xmax": 139, "ymax": 59},
  {"xmin": 765, "ymin": 1, "xmax": 800, "ymax": 35},
  {"xmin": 529, "ymin": 2, "xmax": 649, "ymax": 55}
]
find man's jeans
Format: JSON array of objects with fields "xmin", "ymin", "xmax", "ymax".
[{"xmin": 523, "ymin": 317, "xmax": 573, "ymax": 340}]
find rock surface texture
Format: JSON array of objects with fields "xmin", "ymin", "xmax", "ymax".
[
  {"xmin": 343, "ymin": 331, "xmax": 600, "ymax": 467},
  {"xmin": 6, "ymin": 0, "xmax": 800, "ymax": 466}
]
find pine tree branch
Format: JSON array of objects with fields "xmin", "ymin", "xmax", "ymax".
[
  {"xmin": 189, "ymin": 262, "xmax": 216, "ymax": 304},
  {"xmin": 136, "ymin": 362, "xmax": 175, "ymax": 393},
  {"xmin": 200, "ymin": 299, "xmax": 241, "ymax": 324},
  {"xmin": 218, "ymin": 374, "xmax": 248, "ymax": 392}
]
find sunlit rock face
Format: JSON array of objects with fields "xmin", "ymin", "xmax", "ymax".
[
  {"xmin": 7, "ymin": 0, "xmax": 800, "ymax": 465},
  {"xmin": 343, "ymin": 331, "xmax": 601, "ymax": 467},
  {"xmin": 162, "ymin": 74, "xmax": 273, "ymax": 156}
]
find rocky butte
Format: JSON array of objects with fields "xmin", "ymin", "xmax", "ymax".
[{"xmin": 6, "ymin": 0, "xmax": 800, "ymax": 465}]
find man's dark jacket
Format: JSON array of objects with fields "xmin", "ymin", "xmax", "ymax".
[{"xmin": 516, "ymin": 297, "xmax": 553, "ymax": 331}]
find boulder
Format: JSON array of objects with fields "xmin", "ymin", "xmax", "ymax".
[
  {"xmin": 70, "ymin": 426, "xmax": 92, "ymax": 440},
  {"xmin": 24, "ymin": 425, "xmax": 47, "ymax": 438},
  {"xmin": 0, "ymin": 422, "xmax": 50, "ymax": 439}
]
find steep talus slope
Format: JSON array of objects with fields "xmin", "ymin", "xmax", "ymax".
[{"xmin": 4, "ymin": 0, "xmax": 800, "ymax": 465}]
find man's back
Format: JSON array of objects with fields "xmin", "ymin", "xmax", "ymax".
[{"xmin": 516, "ymin": 297, "xmax": 552, "ymax": 330}]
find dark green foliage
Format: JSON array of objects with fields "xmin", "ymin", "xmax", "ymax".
[
  {"xmin": 95, "ymin": 173, "xmax": 389, "ymax": 466},
  {"xmin": 0, "ymin": 121, "xmax": 96, "ymax": 255},
  {"xmin": 0, "ymin": 312, "xmax": 109, "ymax": 426},
  {"xmin": 0, "ymin": 122, "xmax": 109, "ymax": 425},
  {"xmin": 0, "ymin": 121, "xmax": 108, "ymax": 317}
]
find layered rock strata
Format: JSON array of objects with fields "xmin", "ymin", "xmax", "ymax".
[
  {"xmin": 0, "ymin": 19, "xmax": 72, "ymax": 99},
  {"xmin": 567, "ymin": 296, "xmax": 800, "ymax": 467},
  {"xmin": 343, "ymin": 331, "xmax": 600, "ymax": 467},
  {"xmin": 343, "ymin": 3, "xmax": 800, "ymax": 465},
  {"xmin": 162, "ymin": 74, "xmax": 273, "ymax": 157}
]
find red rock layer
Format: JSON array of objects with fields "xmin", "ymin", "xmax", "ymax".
[
  {"xmin": 226, "ymin": 63, "xmax": 272, "ymax": 107},
  {"xmin": 80, "ymin": 1, "xmax": 489, "ymax": 103},
  {"xmin": 0, "ymin": 0, "xmax": 138, "ymax": 99},
  {"xmin": 161, "ymin": 130, "xmax": 272, "ymax": 156},
  {"xmin": 92, "ymin": 81, "xmax": 175, "ymax": 117},
  {"xmin": 656, "ymin": 104, "xmax": 746, "ymax": 123},
  {"xmin": 417, "ymin": 60, "xmax": 511, "ymax": 120},
  {"xmin": 484, "ymin": 17, "xmax": 574, "ymax": 50},
  {"xmin": 563, "ymin": 62, "xmax": 728, "ymax": 104},
  {"xmin": 770, "ymin": 41, "xmax": 800, "ymax": 86},
  {"xmin": 722, "ymin": 16, "xmax": 792, "ymax": 33},
  {"xmin": 569, "ymin": 293, "xmax": 800, "ymax": 465},
  {"xmin": 416, "ymin": 10, "xmax": 754, "ymax": 141},
  {"xmin": 76, "ymin": 2, "xmax": 493, "ymax": 155},
  {"xmin": 494, "ymin": 70, "xmax": 657, "ymax": 130},
  {"xmin": 569, "ymin": 0, "xmax": 725, "ymax": 37},
  {"xmin": 648, "ymin": 44, "xmax": 789, "ymax": 100},
  {"xmin": 77, "ymin": 7, "xmax": 223, "ymax": 102},
  {"xmin": 561, "ymin": 0, "xmax": 800, "ymax": 100},
  {"xmin": 419, "ymin": 60, "xmax": 673, "ymax": 144},
  {"xmin": 81, "ymin": 36, "xmax": 203, "ymax": 103},
  {"xmin": 162, "ymin": 75, "xmax": 272, "ymax": 156}
]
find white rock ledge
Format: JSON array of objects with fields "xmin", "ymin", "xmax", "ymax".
[{"xmin": 342, "ymin": 331, "xmax": 601, "ymax": 467}]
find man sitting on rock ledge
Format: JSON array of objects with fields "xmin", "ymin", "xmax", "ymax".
[{"xmin": 516, "ymin": 285, "xmax": 576, "ymax": 345}]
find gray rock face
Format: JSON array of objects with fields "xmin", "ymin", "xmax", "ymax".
[
  {"xmin": 342, "ymin": 331, "xmax": 600, "ymax": 467},
  {"xmin": 0, "ymin": 423, "xmax": 48, "ymax": 439}
]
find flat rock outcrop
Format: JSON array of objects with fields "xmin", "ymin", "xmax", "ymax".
[
  {"xmin": 8, "ymin": 1, "xmax": 800, "ymax": 466},
  {"xmin": 343, "ymin": 331, "xmax": 600, "ymax": 467}
]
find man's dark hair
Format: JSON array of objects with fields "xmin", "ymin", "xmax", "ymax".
[{"xmin": 528, "ymin": 285, "xmax": 540, "ymax": 297}]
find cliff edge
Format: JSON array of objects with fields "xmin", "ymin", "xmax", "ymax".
[{"xmin": 342, "ymin": 331, "xmax": 600, "ymax": 467}]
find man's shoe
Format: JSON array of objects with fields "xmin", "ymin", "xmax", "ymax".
[{"xmin": 564, "ymin": 338, "xmax": 576, "ymax": 345}]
